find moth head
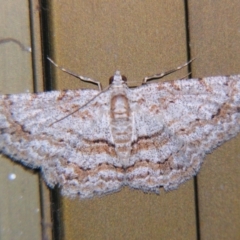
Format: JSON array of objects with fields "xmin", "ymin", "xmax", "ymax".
[{"xmin": 109, "ymin": 71, "xmax": 127, "ymax": 85}]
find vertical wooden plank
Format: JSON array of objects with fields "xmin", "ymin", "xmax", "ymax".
[
  {"xmin": 47, "ymin": 1, "xmax": 197, "ymax": 239},
  {"xmin": 29, "ymin": 1, "xmax": 53, "ymax": 239},
  {"xmin": 0, "ymin": 0, "xmax": 51, "ymax": 240},
  {"xmin": 188, "ymin": 1, "xmax": 240, "ymax": 239}
]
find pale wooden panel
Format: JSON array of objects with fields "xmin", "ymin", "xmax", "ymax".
[
  {"xmin": 0, "ymin": 0, "xmax": 51, "ymax": 240},
  {"xmin": 188, "ymin": 1, "xmax": 240, "ymax": 239},
  {"xmin": 48, "ymin": 1, "xmax": 197, "ymax": 239},
  {"xmin": 50, "ymin": 0, "xmax": 190, "ymax": 89}
]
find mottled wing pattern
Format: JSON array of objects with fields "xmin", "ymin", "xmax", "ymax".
[
  {"xmin": 0, "ymin": 89, "xmax": 125, "ymax": 197},
  {"xmin": 1, "ymin": 75, "xmax": 240, "ymax": 198},
  {"xmin": 126, "ymin": 75, "xmax": 240, "ymax": 193}
]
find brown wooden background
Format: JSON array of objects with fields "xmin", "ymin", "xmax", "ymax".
[{"xmin": 0, "ymin": 1, "xmax": 240, "ymax": 239}]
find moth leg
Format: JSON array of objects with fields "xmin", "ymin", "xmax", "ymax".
[
  {"xmin": 142, "ymin": 59, "xmax": 195, "ymax": 84},
  {"xmin": 48, "ymin": 57, "xmax": 102, "ymax": 91},
  {"xmin": 0, "ymin": 38, "xmax": 31, "ymax": 52}
]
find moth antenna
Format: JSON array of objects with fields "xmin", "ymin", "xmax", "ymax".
[{"xmin": 143, "ymin": 58, "xmax": 196, "ymax": 84}]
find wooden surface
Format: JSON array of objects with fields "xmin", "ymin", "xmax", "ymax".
[
  {"xmin": 1, "ymin": 0, "xmax": 240, "ymax": 239},
  {"xmin": 48, "ymin": 0, "xmax": 240, "ymax": 239},
  {"xmin": 0, "ymin": 1, "xmax": 51, "ymax": 240},
  {"xmin": 188, "ymin": 1, "xmax": 240, "ymax": 239},
  {"xmin": 48, "ymin": 1, "xmax": 196, "ymax": 239}
]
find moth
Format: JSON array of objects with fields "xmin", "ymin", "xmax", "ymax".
[{"xmin": 1, "ymin": 59, "xmax": 240, "ymax": 198}]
